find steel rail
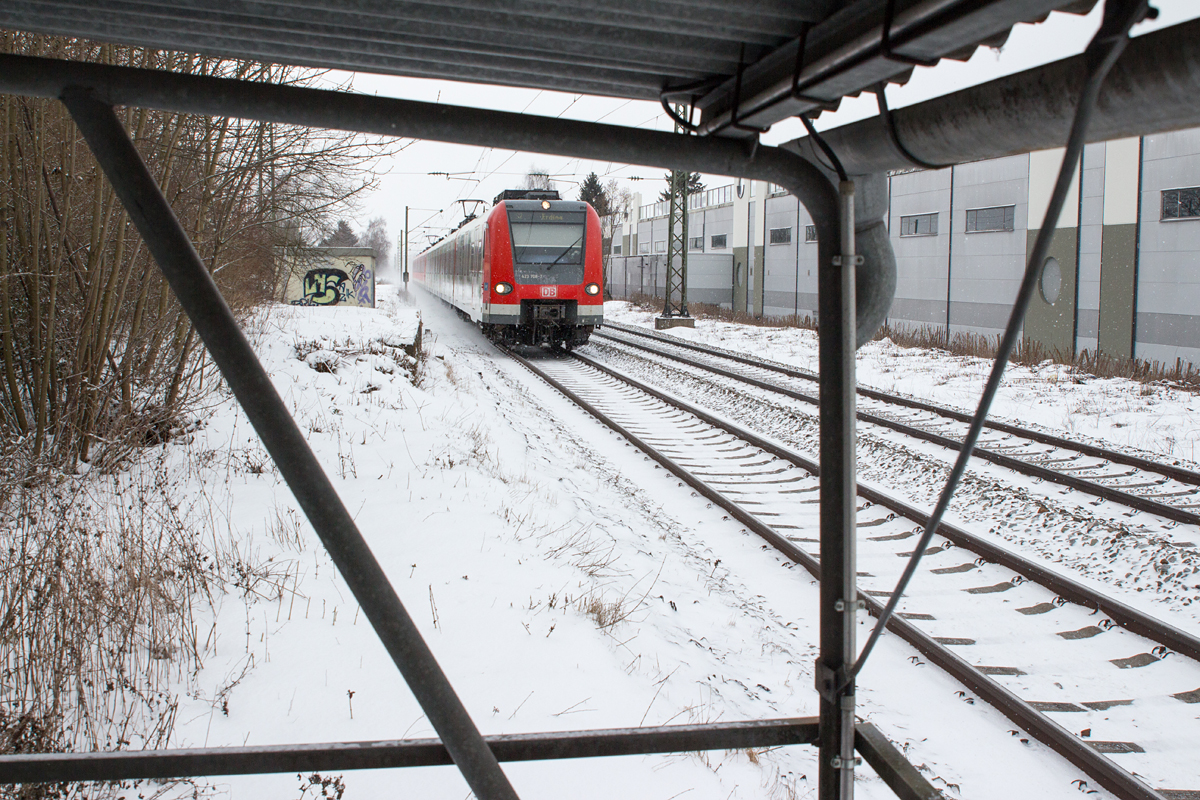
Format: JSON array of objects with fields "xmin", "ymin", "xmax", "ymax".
[
  {"xmin": 505, "ymin": 345, "xmax": 1165, "ymax": 800},
  {"xmin": 602, "ymin": 321, "xmax": 1200, "ymax": 488},
  {"xmin": 594, "ymin": 325, "xmax": 1200, "ymax": 525},
  {"xmin": 497, "ymin": 344, "xmax": 939, "ymax": 800},
  {"xmin": 0, "ymin": 51, "xmax": 864, "ymax": 797},
  {"xmin": 573, "ymin": 346, "xmax": 1200, "ymax": 661},
  {"xmin": 0, "ymin": 718, "xmax": 819, "ymax": 784}
]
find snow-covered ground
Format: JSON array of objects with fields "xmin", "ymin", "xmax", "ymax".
[
  {"xmin": 602, "ymin": 304, "xmax": 1200, "ymax": 470},
  {"xmin": 123, "ymin": 290, "xmax": 1200, "ymax": 799}
]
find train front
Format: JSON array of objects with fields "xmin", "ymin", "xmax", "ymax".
[{"xmin": 483, "ymin": 195, "xmax": 603, "ymax": 348}]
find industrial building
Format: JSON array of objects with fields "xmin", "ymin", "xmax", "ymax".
[{"xmin": 609, "ymin": 125, "xmax": 1200, "ymax": 368}]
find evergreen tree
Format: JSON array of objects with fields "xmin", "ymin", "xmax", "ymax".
[
  {"xmin": 321, "ymin": 219, "xmax": 359, "ymax": 247},
  {"xmin": 657, "ymin": 171, "xmax": 705, "ymax": 203},
  {"xmin": 578, "ymin": 172, "xmax": 610, "ymax": 216}
]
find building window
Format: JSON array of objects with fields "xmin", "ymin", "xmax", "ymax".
[
  {"xmin": 900, "ymin": 213, "xmax": 938, "ymax": 237},
  {"xmin": 689, "ymin": 236, "xmax": 704, "ymax": 250},
  {"xmin": 805, "ymin": 225, "xmax": 817, "ymax": 243},
  {"xmin": 1162, "ymin": 187, "xmax": 1200, "ymax": 220},
  {"xmin": 612, "ymin": 244, "xmax": 621, "ymax": 255},
  {"xmin": 769, "ymin": 227, "xmax": 792, "ymax": 245},
  {"xmin": 654, "ymin": 241, "xmax": 666, "ymax": 253},
  {"xmin": 710, "ymin": 234, "xmax": 727, "ymax": 249},
  {"xmin": 965, "ymin": 205, "xmax": 1016, "ymax": 233},
  {"xmin": 639, "ymin": 242, "xmax": 649, "ymax": 254}
]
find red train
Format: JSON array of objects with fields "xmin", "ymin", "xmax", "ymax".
[{"xmin": 413, "ymin": 189, "xmax": 603, "ymax": 348}]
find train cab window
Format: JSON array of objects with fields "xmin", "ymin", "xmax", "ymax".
[{"xmin": 508, "ymin": 206, "xmax": 586, "ymax": 284}]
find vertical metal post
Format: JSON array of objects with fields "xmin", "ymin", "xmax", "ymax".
[
  {"xmin": 661, "ymin": 103, "xmax": 690, "ymax": 322},
  {"xmin": 60, "ymin": 89, "xmax": 520, "ymax": 800},
  {"xmin": 403, "ymin": 206, "xmax": 410, "ymax": 289},
  {"xmin": 816, "ymin": 180, "xmax": 858, "ymax": 800}
]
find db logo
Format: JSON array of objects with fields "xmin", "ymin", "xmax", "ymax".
[{"xmin": 540, "ymin": 286, "xmax": 558, "ymax": 298}]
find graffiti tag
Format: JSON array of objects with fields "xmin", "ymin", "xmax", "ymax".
[
  {"xmin": 348, "ymin": 261, "xmax": 374, "ymax": 305},
  {"xmin": 298, "ymin": 268, "xmax": 350, "ymax": 305}
]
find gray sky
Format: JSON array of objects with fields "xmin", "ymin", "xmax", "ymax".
[{"xmin": 319, "ymin": 2, "xmax": 1198, "ymax": 273}]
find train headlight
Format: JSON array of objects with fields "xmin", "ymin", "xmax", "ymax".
[
  {"xmin": 585, "ymin": 283, "xmax": 600, "ymax": 296},
  {"xmin": 495, "ymin": 282, "xmax": 513, "ymax": 295},
  {"xmin": 541, "ymin": 200, "xmax": 551, "ymax": 210}
]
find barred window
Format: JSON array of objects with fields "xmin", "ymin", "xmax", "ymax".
[
  {"xmin": 710, "ymin": 233, "xmax": 728, "ymax": 249},
  {"xmin": 654, "ymin": 241, "xmax": 666, "ymax": 253},
  {"xmin": 900, "ymin": 213, "xmax": 938, "ymax": 237},
  {"xmin": 689, "ymin": 236, "xmax": 704, "ymax": 250},
  {"xmin": 639, "ymin": 242, "xmax": 649, "ymax": 254},
  {"xmin": 965, "ymin": 205, "xmax": 1016, "ymax": 233},
  {"xmin": 805, "ymin": 225, "xmax": 817, "ymax": 243},
  {"xmin": 769, "ymin": 227, "xmax": 792, "ymax": 245},
  {"xmin": 1162, "ymin": 187, "xmax": 1200, "ymax": 220}
]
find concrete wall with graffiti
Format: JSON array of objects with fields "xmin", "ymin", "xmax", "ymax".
[{"xmin": 279, "ymin": 247, "xmax": 376, "ymax": 308}]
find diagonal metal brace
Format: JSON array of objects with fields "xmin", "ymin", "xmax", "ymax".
[{"xmin": 58, "ymin": 88, "xmax": 519, "ymax": 800}]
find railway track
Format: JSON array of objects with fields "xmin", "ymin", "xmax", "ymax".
[
  {"xmin": 502, "ymin": 343, "xmax": 1200, "ymax": 800},
  {"xmin": 595, "ymin": 322, "xmax": 1200, "ymax": 532}
]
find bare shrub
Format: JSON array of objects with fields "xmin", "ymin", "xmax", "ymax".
[
  {"xmin": 0, "ymin": 447, "xmax": 297, "ymax": 798},
  {"xmin": 0, "ymin": 461, "xmax": 215, "ymax": 762},
  {"xmin": 0, "ymin": 32, "xmax": 396, "ymax": 473}
]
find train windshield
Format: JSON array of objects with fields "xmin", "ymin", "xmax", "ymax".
[{"xmin": 508, "ymin": 210, "xmax": 586, "ymax": 284}]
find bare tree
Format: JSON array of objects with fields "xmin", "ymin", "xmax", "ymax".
[
  {"xmin": 361, "ymin": 216, "xmax": 391, "ymax": 273},
  {"xmin": 521, "ymin": 164, "xmax": 556, "ymax": 192},
  {"xmin": 600, "ymin": 179, "xmax": 633, "ymax": 299}
]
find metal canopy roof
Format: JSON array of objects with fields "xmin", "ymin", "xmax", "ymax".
[{"xmin": 2, "ymin": 0, "xmax": 1093, "ymax": 137}]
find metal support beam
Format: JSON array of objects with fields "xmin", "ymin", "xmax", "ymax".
[
  {"xmin": 58, "ymin": 90, "xmax": 520, "ymax": 800},
  {"xmin": 854, "ymin": 724, "xmax": 942, "ymax": 800},
  {"xmin": 0, "ymin": 718, "xmax": 819, "ymax": 784},
  {"xmin": 785, "ymin": 15, "xmax": 1200, "ymax": 176},
  {"xmin": 0, "ymin": 53, "xmax": 882, "ymax": 332},
  {"xmin": 0, "ymin": 52, "xmax": 868, "ymax": 797}
]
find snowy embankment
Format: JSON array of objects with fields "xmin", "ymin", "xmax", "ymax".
[
  {"xmin": 134, "ymin": 288, "xmax": 1132, "ymax": 799},
  {"xmin": 160, "ymin": 287, "xmax": 828, "ymax": 798}
]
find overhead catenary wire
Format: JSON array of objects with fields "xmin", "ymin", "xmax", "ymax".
[{"xmin": 842, "ymin": 0, "xmax": 1155, "ymax": 692}]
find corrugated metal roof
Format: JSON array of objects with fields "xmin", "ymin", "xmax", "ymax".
[{"xmin": 0, "ymin": 0, "xmax": 1095, "ymax": 136}]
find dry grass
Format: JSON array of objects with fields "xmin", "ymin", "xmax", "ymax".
[
  {"xmin": 0, "ymin": 446, "xmax": 291, "ymax": 798},
  {"xmin": 621, "ymin": 293, "xmax": 1200, "ymax": 391},
  {"xmin": 877, "ymin": 321, "xmax": 1200, "ymax": 391}
]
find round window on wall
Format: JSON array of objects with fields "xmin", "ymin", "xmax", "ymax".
[{"xmin": 1039, "ymin": 257, "xmax": 1062, "ymax": 305}]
